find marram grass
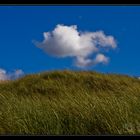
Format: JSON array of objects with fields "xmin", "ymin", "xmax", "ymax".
[{"xmin": 0, "ymin": 70, "xmax": 140, "ymax": 135}]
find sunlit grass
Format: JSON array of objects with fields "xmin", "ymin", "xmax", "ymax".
[{"xmin": 0, "ymin": 70, "xmax": 140, "ymax": 135}]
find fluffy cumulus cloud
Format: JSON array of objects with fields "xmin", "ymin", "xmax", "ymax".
[
  {"xmin": 34, "ymin": 24, "xmax": 117, "ymax": 68},
  {"xmin": 0, "ymin": 68, "xmax": 24, "ymax": 81}
]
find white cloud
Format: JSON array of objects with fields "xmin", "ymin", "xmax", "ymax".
[
  {"xmin": 94, "ymin": 53, "xmax": 109, "ymax": 64},
  {"xmin": 75, "ymin": 54, "xmax": 109, "ymax": 68},
  {"xmin": 75, "ymin": 56, "xmax": 93, "ymax": 68},
  {"xmin": 0, "ymin": 69, "xmax": 8, "ymax": 81},
  {"xmin": 0, "ymin": 68, "xmax": 24, "ymax": 81},
  {"xmin": 34, "ymin": 24, "xmax": 117, "ymax": 67},
  {"xmin": 9, "ymin": 69, "xmax": 24, "ymax": 80}
]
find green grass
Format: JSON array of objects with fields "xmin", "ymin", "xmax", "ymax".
[{"xmin": 0, "ymin": 70, "xmax": 140, "ymax": 135}]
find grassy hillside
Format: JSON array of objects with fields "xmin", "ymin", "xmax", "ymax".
[{"xmin": 0, "ymin": 70, "xmax": 140, "ymax": 135}]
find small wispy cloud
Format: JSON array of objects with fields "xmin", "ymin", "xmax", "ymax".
[
  {"xmin": 0, "ymin": 68, "xmax": 24, "ymax": 81},
  {"xmin": 34, "ymin": 24, "xmax": 117, "ymax": 68},
  {"xmin": 0, "ymin": 69, "xmax": 8, "ymax": 81}
]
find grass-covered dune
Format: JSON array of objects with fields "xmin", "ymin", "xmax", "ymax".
[{"xmin": 0, "ymin": 70, "xmax": 140, "ymax": 135}]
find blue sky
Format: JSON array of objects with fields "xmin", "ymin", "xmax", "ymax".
[{"xmin": 0, "ymin": 6, "xmax": 140, "ymax": 77}]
